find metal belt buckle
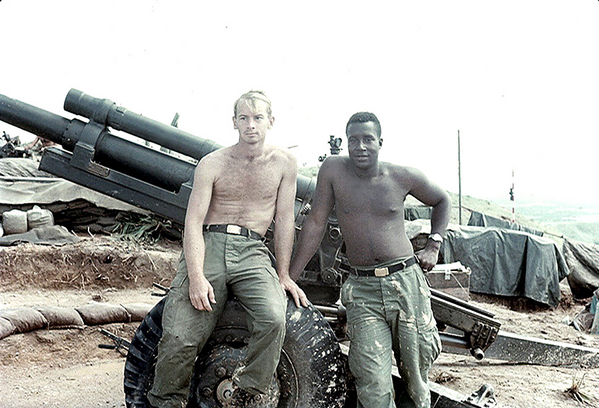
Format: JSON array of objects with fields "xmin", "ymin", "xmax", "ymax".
[
  {"xmin": 226, "ymin": 225, "xmax": 242, "ymax": 235},
  {"xmin": 374, "ymin": 267, "xmax": 389, "ymax": 277}
]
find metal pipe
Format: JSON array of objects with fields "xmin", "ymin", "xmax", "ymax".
[
  {"xmin": 0, "ymin": 94, "xmax": 71, "ymax": 145},
  {"xmin": 64, "ymin": 89, "xmax": 221, "ymax": 160}
]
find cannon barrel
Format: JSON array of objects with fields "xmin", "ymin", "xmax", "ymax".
[
  {"xmin": 0, "ymin": 91, "xmax": 316, "ymax": 222},
  {"xmin": 0, "ymin": 93, "xmax": 73, "ymax": 144},
  {"xmin": 0, "ymin": 93, "xmax": 196, "ymax": 192},
  {"xmin": 64, "ymin": 89, "xmax": 221, "ymax": 161}
]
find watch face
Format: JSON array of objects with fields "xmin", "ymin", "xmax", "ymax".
[{"xmin": 429, "ymin": 233, "xmax": 443, "ymax": 243}]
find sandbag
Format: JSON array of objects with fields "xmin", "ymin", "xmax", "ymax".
[
  {"xmin": 36, "ymin": 306, "xmax": 85, "ymax": 329},
  {"xmin": 0, "ymin": 225, "xmax": 80, "ymax": 246},
  {"xmin": 75, "ymin": 303, "xmax": 131, "ymax": 325},
  {"xmin": 0, "ymin": 316, "xmax": 15, "ymax": 340},
  {"xmin": 0, "ymin": 308, "xmax": 48, "ymax": 333},
  {"xmin": 572, "ymin": 307, "xmax": 595, "ymax": 333},
  {"xmin": 121, "ymin": 303, "xmax": 153, "ymax": 322},
  {"xmin": 2, "ymin": 209, "xmax": 28, "ymax": 235},
  {"xmin": 27, "ymin": 205, "xmax": 54, "ymax": 229}
]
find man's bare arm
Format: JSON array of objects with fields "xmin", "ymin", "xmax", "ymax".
[
  {"xmin": 274, "ymin": 153, "xmax": 297, "ymax": 277},
  {"xmin": 288, "ymin": 157, "xmax": 337, "ymax": 281},
  {"xmin": 184, "ymin": 156, "xmax": 217, "ymax": 311},
  {"xmin": 406, "ymin": 167, "xmax": 451, "ymax": 271},
  {"xmin": 275, "ymin": 153, "xmax": 309, "ymax": 307}
]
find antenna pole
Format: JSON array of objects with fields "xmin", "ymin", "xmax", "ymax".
[
  {"xmin": 510, "ymin": 169, "xmax": 515, "ymax": 222},
  {"xmin": 458, "ymin": 130, "xmax": 462, "ymax": 225}
]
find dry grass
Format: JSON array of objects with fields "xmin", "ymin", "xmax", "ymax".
[{"xmin": 564, "ymin": 373, "xmax": 593, "ymax": 405}]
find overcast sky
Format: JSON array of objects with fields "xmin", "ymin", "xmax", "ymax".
[{"xmin": 1, "ymin": 0, "xmax": 598, "ymax": 209}]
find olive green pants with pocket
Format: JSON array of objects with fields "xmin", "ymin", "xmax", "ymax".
[
  {"xmin": 147, "ymin": 231, "xmax": 287, "ymax": 408},
  {"xmin": 341, "ymin": 257, "xmax": 441, "ymax": 408}
]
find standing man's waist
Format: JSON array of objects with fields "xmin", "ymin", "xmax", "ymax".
[
  {"xmin": 203, "ymin": 224, "xmax": 263, "ymax": 241},
  {"xmin": 350, "ymin": 256, "xmax": 417, "ymax": 277}
]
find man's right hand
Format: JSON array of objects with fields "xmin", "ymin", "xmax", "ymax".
[{"xmin": 189, "ymin": 275, "xmax": 216, "ymax": 311}]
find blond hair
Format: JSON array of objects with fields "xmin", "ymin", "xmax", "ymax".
[{"xmin": 233, "ymin": 90, "xmax": 272, "ymax": 118}]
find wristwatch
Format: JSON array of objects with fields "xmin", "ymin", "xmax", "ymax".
[{"xmin": 428, "ymin": 233, "xmax": 444, "ymax": 244}]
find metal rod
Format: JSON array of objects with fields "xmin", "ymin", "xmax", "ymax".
[{"xmin": 458, "ymin": 130, "xmax": 462, "ymax": 225}]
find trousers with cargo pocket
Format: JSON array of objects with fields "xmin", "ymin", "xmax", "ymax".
[
  {"xmin": 147, "ymin": 231, "xmax": 287, "ymax": 408},
  {"xmin": 341, "ymin": 256, "xmax": 441, "ymax": 408}
]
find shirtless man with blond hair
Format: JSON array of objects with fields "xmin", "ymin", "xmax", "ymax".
[
  {"xmin": 290, "ymin": 112, "xmax": 451, "ymax": 408},
  {"xmin": 148, "ymin": 90, "xmax": 306, "ymax": 408}
]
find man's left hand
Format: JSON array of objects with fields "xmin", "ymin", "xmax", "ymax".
[{"xmin": 415, "ymin": 247, "xmax": 439, "ymax": 272}]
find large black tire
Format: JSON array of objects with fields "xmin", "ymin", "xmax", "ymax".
[
  {"xmin": 124, "ymin": 297, "xmax": 348, "ymax": 408},
  {"xmin": 276, "ymin": 298, "xmax": 348, "ymax": 407},
  {"xmin": 124, "ymin": 298, "xmax": 165, "ymax": 408}
]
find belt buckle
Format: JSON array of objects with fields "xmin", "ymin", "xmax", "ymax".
[
  {"xmin": 226, "ymin": 225, "xmax": 242, "ymax": 235},
  {"xmin": 374, "ymin": 267, "xmax": 389, "ymax": 277}
]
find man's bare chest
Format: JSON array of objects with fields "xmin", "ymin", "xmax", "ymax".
[
  {"xmin": 213, "ymin": 162, "xmax": 281, "ymax": 201},
  {"xmin": 334, "ymin": 179, "xmax": 408, "ymax": 216}
]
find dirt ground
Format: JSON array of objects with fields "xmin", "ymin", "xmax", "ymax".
[{"xmin": 1, "ymin": 235, "xmax": 598, "ymax": 408}]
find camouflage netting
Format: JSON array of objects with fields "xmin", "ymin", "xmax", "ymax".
[{"xmin": 564, "ymin": 239, "xmax": 599, "ymax": 299}]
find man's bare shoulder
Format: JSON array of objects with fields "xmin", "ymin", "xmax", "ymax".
[
  {"xmin": 192, "ymin": 152, "xmax": 222, "ymax": 181},
  {"xmin": 319, "ymin": 155, "xmax": 350, "ymax": 175},
  {"xmin": 384, "ymin": 163, "xmax": 438, "ymax": 196},
  {"xmin": 264, "ymin": 145, "xmax": 297, "ymax": 170},
  {"xmin": 384, "ymin": 162, "xmax": 424, "ymax": 179},
  {"xmin": 198, "ymin": 147, "xmax": 230, "ymax": 165},
  {"xmin": 265, "ymin": 144, "xmax": 295, "ymax": 159}
]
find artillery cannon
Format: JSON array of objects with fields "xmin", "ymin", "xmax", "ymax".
[{"xmin": 0, "ymin": 90, "xmax": 502, "ymax": 407}]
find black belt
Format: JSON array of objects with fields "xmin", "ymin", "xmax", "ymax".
[
  {"xmin": 350, "ymin": 256, "xmax": 418, "ymax": 277},
  {"xmin": 203, "ymin": 224, "xmax": 263, "ymax": 241}
]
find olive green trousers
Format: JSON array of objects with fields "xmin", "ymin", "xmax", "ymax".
[
  {"xmin": 147, "ymin": 231, "xmax": 287, "ymax": 408},
  {"xmin": 341, "ymin": 257, "xmax": 441, "ymax": 408}
]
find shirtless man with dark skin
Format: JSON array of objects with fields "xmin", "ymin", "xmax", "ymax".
[
  {"xmin": 289, "ymin": 112, "xmax": 450, "ymax": 408},
  {"xmin": 148, "ymin": 91, "xmax": 306, "ymax": 408}
]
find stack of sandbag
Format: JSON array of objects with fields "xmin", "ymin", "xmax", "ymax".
[
  {"xmin": 0, "ymin": 206, "xmax": 54, "ymax": 237},
  {"xmin": 0, "ymin": 302, "xmax": 154, "ymax": 340}
]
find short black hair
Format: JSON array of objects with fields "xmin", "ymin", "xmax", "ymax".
[{"xmin": 345, "ymin": 112, "xmax": 381, "ymax": 137}]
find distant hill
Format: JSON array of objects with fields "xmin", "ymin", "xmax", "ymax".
[
  {"xmin": 513, "ymin": 200, "xmax": 599, "ymax": 245},
  {"xmin": 417, "ymin": 193, "xmax": 598, "ymax": 245},
  {"xmin": 412, "ymin": 192, "xmax": 554, "ymax": 231},
  {"xmin": 299, "ymin": 166, "xmax": 597, "ymax": 245},
  {"xmin": 418, "ymin": 192, "xmax": 599, "ymax": 245}
]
